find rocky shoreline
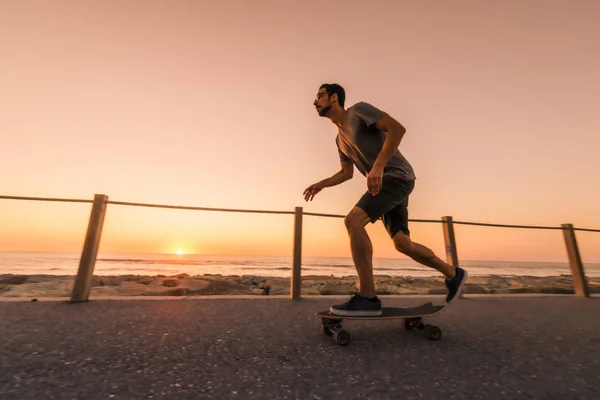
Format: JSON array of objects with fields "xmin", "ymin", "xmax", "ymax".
[{"xmin": 1, "ymin": 273, "xmax": 599, "ymax": 298}]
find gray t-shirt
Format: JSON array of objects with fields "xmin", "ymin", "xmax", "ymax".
[{"xmin": 336, "ymin": 102, "xmax": 416, "ymax": 181}]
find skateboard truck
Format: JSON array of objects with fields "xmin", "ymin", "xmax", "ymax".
[
  {"xmin": 319, "ymin": 318, "xmax": 351, "ymax": 346},
  {"xmin": 404, "ymin": 317, "xmax": 442, "ymax": 340}
]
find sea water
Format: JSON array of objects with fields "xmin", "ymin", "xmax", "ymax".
[{"xmin": 1, "ymin": 252, "xmax": 599, "ymax": 278}]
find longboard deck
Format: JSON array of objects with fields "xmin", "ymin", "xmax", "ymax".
[{"xmin": 315, "ymin": 302, "xmax": 445, "ymax": 320}]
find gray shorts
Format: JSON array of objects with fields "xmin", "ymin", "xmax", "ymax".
[{"xmin": 355, "ymin": 176, "xmax": 415, "ymax": 238}]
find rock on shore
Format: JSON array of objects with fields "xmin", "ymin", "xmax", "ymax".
[{"xmin": 1, "ymin": 273, "xmax": 599, "ymax": 298}]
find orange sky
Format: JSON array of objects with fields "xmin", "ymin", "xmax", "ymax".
[{"xmin": 1, "ymin": 0, "xmax": 599, "ymax": 263}]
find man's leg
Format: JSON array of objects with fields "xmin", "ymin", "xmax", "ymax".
[
  {"xmin": 381, "ymin": 179, "xmax": 468, "ymax": 303},
  {"xmin": 378, "ymin": 181, "xmax": 454, "ymax": 277},
  {"xmin": 344, "ymin": 207, "xmax": 376, "ymax": 298},
  {"xmin": 329, "ymin": 185, "xmax": 401, "ymax": 316},
  {"xmin": 328, "ymin": 206, "xmax": 383, "ymax": 316},
  {"xmin": 392, "ymin": 232, "xmax": 455, "ymax": 279},
  {"xmin": 392, "ymin": 231, "xmax": 468, "ymax": 303}
]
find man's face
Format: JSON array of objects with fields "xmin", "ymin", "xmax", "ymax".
[{"xmin": 313, "ymin": 89, "xmax": 332, "ymax": 117}]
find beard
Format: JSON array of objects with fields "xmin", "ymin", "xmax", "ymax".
[{"xmin": 316, "ymin": 104, "xmax": 332, "ymax": 117}]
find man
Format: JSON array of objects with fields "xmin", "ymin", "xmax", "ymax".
[{"xmin": 304, "ymin": 83, "xmax": 468, "ymax": 316}]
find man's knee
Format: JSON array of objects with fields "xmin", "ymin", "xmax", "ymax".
[
  {"xmin": 344, "ymin": 207, "xmax": 371, "ymax": 233},
  {"xmin": 393, "ymin": 232, "xmax": 413, "ymax": 254}
]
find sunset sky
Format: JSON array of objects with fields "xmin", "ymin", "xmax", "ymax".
[{"xmin": 1, "ymin": 0, "xmax": 599, "ymax": 263}]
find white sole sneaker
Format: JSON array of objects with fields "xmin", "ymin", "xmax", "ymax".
[{"xmin": 329, "ymin": 308, "xmax": 383, "ymax": 317}]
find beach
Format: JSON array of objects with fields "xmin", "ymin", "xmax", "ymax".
[{"xmin": 1, "ymin": 273, "xmax": 599, "ymax": 298}]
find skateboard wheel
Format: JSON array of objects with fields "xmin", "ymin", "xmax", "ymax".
[
  {"xmin": 425, "ymin": 325, "xmax": 442, "ymax": 341},
  {"xmin": 333, "ymin": 329, "xmax": 351, "ymax": 346}
]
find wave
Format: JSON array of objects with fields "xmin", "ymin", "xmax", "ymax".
[
  {"xmin": 97, "ymin": 258, "xmax": 291, "ymax": 267},
  {"xmin": 4, "ymin": 253, "xmax": 599, "ymax": 278},
  {"xmin": 302, "ymin": 266, "xmax": 429, "ymax": 272},
  {"xmin": 89, "ymin": 259, "xmax": 436, "ymax": 274}
]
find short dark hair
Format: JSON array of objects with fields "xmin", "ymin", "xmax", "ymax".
[{"xmin": 319, "ymin": 83, "xmax": 345, "ymax": 108}]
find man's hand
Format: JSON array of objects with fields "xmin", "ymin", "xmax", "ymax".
[
  {"xmin": 367, "ymin": 164, "xmax": 384, "ymax": 195},
  {"xmin": 304, "ymin": 164, "xmax": 353, "ymax": 201},
  {"xmin": 303, "ymin": 182, "xmax": 323, "ymax": 201},
  {"xmin": 367, "ymin": 113, "xmax": 406, "ymax": 196}
]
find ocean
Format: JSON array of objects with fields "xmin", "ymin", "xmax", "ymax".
[{"xmin": 1, "ymin": 252, "xmax": 599, "ymax": 278}]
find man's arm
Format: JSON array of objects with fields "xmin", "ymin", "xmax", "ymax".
[
  {"xmin": 352, "ymin": 101, "xmax": 406, "ymax": 195},
  {"xmin": 318, "ymin": 160, "xmax": 354, "ymax": 188},
  {"xmin": 304, "ymin": 160, "xmax": 353, "ymax": 201},
  {"xmin": 372, "ymin": 114, "xmax": 407, "ymax": 171}
]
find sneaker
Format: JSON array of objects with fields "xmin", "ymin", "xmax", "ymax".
[
  {"xmin": 329, "ymin": 293, "xmax": 382, "ymax": 316},
  {"xmin": 445, "ymin": 266, "xmax": 468, "ymax": 304}
]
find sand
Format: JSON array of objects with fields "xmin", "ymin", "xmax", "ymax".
[{"xmin": 1, "ymin": 273, "xmax": 599, "ymax": 298}]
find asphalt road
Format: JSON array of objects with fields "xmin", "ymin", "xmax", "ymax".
[{"xmin": 1, "ymin": 296, "xmax": 599, "ymax": 399}]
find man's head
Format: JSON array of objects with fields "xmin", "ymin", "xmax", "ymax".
[{"xmin": 314, "ymin": 83, "xmax": 345, "ymax": 117}]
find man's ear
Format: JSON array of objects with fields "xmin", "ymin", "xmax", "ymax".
[{"xmin": 330, "ymin": 93, "xmax": 338, "ymax": 105}]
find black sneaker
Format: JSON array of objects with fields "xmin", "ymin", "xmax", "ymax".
[
  {"xmin": 445, "ymin": 266, "xmax": 468, "ymax": 304},
  {"xmin": 329, "ymin": 293, "xmax": 382, "ymax": 316}
]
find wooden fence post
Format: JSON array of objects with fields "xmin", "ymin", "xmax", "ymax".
[
  {"xmin": 442, "ymin": 216, "xmax": 462, "ymax": 297},
  {"xmin": 442, "ymin": 216, "xmax": 459, "ymax": 267},
  {"xmin": 70, "ymin": 194, "xmax": 108, "ymax": 302},
  {"xmin": 561, "ymin": 223, "xmax": 590, "ymax": 298},
  {"xmin": 291, "ymin": 207, "xmax": 303, "ymax": 300}
]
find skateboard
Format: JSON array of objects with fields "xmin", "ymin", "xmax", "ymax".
[{"xmin": 314, "ymin": 302, "xmax": 445, "ymax": 346}]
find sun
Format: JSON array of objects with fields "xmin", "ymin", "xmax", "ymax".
[{"xmin": 175, "ymin": 249, "xmax": 185, "ymax": 255}]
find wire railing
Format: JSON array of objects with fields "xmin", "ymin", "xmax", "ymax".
[
  {"xmin": 4, "ymin": 195, "xmax": 598, "ymax": 232},
  {"xmin": 0, "ymin": 195, "xmax": 94, "ymax": 204},
  {"xmin": 1, "ymin": 194, "xmax": 597, "ymax": 301}
]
